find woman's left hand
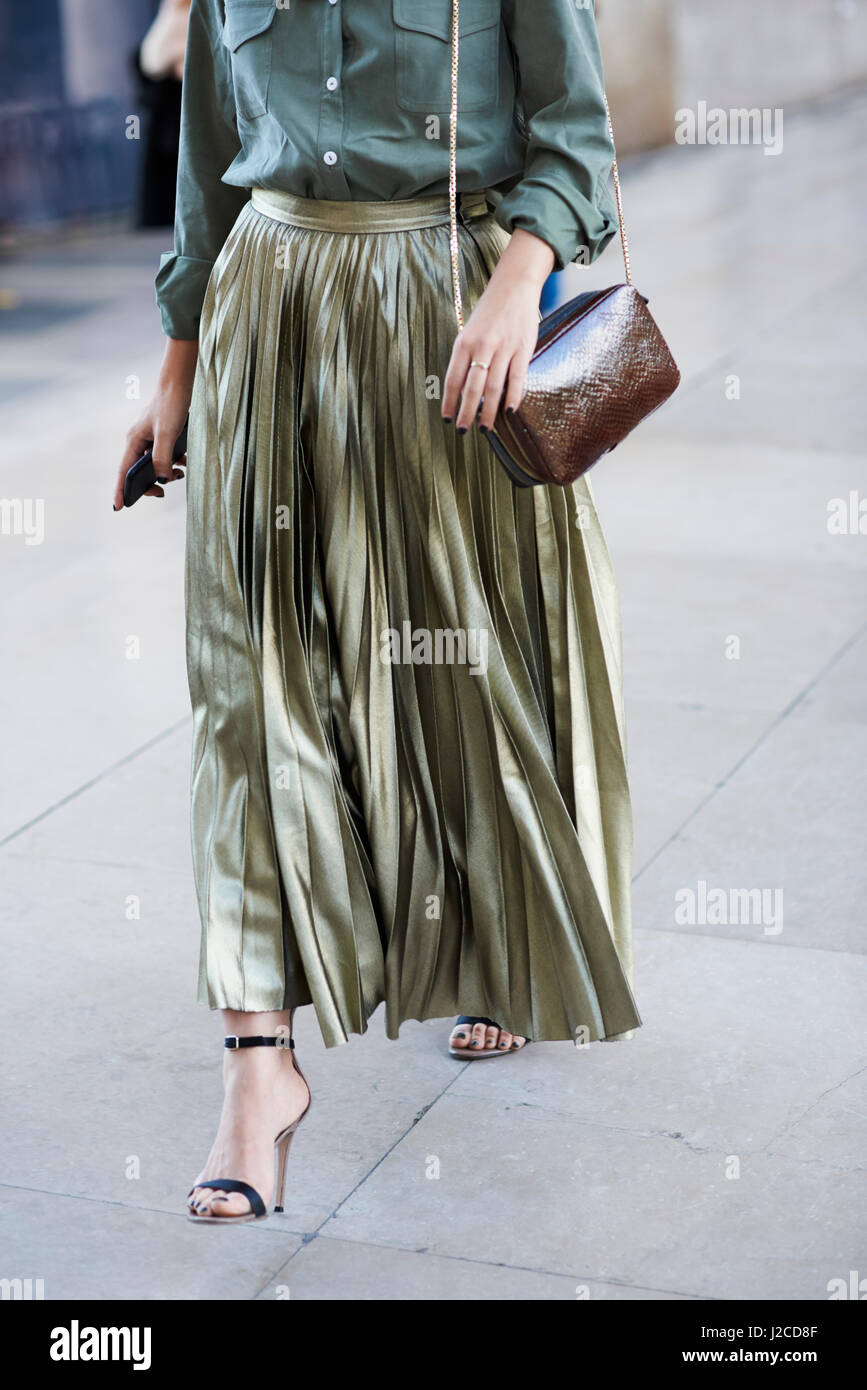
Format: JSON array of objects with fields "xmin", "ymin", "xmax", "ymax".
[{"xmin": 442, "ymin": 227, "xmax": 555, "ymax": 432}]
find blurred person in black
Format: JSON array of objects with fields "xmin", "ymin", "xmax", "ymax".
[{"xmin": 130, "ymin": 0, "xmax": 191, "ymax": 227}]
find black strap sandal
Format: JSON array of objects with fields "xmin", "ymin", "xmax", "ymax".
[
  {"xmin": 448, "ymin": 1016, "xmax": 532, "ymax": 1060},
  {"xmin": 187, "ymin": 1028, "xmax": 312, "ymax": 1223}
]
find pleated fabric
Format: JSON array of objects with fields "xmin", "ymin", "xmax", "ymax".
[{"xmin": 185, "ymin": 188, "xmax": 641, "ymax": 1048}]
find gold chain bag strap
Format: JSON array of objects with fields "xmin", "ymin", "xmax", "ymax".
[{"xmin": 447, "ymin": 0, "xmax": 680, "ymax": 487}]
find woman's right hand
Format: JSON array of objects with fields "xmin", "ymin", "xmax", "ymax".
[{"xmin": 113, "ymin": 338, "xmax": 198, "ymax": 512}]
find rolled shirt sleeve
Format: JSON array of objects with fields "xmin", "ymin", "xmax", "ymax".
[
  {"xmin": 154, "ymin": 0, "xmax": 248, "ymax": 340},
  {"xmin": 498, "ymin": 0, "xmax": 618, "ymax": 270}
]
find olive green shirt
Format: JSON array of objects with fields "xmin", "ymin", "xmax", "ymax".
[{"xmin": 155, "ymin": 0, "xmax": 617, "ymax": 340}]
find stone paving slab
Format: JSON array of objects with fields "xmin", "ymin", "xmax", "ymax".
[
  {"xmin": 625, "ymin": 699, "xmax": 772, "ymax": 867},
  {"xmin": 318, "ymin": 1090, "xmax": 864, "ymax": 1301},
  {"xmin": 449, "ymin": 930, "xmax": 867, "ymax": 1157},
  {"xmin": 0, "ymin": 822, "xmax": 468, "ymax": 1233},
  {"xmin": 0, "ymin": 1187, "xmax": 303, "ymax": 1301},
  {"xmin": 631, "ymin": 708, "xmax": 867, "ymax": 955},
  {"xmin": 255, "ymin": 1234, "xmax": 699, "ymax": 1301},
  {"xmin": 769, "ymin": 1067, "xmax": 867, "ymax": 1171},
  {"xmin": 655, "ymin": 269, "xmax": 867, "ymax": 453}
]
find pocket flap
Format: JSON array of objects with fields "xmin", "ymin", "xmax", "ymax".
[
  {"xmin": 222, "ymin": 1, "xmax": 277, "ymax": 52},
  {"xmin": 393, "ymin": 0, "xmax": 499, "ymax": 41}
]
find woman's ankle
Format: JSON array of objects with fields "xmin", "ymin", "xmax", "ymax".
[{"xmin": 221, "ymin": 1007, "xmax": 292, "ymax": 1038}]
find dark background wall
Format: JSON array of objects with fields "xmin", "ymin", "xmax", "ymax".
[
  {"xmin": 0, "ymin": 2, "xmax": 66, "ymax": 105},
  {"xmin": 0, "ymin": 0, "xmax": 156, "ymax": 223}
]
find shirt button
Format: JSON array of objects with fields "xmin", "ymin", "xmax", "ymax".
[
  {"xmin": 323, "ymin": 150, "xmax": 338, "ymax": 166},
  {"xmin": 326, "ymin": 76, "xmax": 338, "ymax": 92}
]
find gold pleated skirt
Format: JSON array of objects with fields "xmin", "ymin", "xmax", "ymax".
[{"xmin": 185, "ymin": 186, "xmax": 641, "ymax": 1048}]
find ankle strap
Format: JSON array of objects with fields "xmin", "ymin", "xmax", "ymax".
[{"xmin": 224, "ymin": 1034, "xmax": 294, "ymax": 1050}]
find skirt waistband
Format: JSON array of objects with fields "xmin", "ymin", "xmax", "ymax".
[{"xmin": 250, "ymin": 186, "xmax": 492, "ymax": 233}]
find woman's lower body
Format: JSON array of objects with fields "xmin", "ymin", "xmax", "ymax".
[{"xmin": 184, "ymin": 187, "xmax": 641, "ymax": 1057}]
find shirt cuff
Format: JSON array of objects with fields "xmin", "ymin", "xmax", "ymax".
[
  {"xmin": 494, "ymin": 175, "xmax": 618, "ymax": 272},
  {"xmin": 154, "ymin": 251, "xmax": 213, "ymax": 340}
]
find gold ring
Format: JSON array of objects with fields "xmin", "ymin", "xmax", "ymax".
[{"xmin": 469, "ymin": 360, "xmax": 490, "ymax": 371}]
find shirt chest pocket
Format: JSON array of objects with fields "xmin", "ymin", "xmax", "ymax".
[
  {"xmin": 222, "ymin": 0, "xmax": 277, "ymax": 121},
  {"xmin": 393, "ymin": 0, "xmax": 501, "ymax": 114}
]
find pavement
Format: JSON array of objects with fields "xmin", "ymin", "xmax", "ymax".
[{"xmin": 1, "ymin": 87, "xmax": 865, "ymax": 1302}]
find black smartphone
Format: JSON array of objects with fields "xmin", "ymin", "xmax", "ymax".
[{"xmin": 122, "ymin": 419, "xmax": 189, "ymax": 508}]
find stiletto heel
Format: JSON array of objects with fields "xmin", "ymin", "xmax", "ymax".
[
  {"xmin": 272, "ymin": 1128, "xmax": 297, "ymax": 1214},
  {"xmin": 187, "ymin": 1020, "xmax": 311, "ymax": 1224}
]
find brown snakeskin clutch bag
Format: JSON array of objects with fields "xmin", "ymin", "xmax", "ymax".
[
  {"xmin": 446, "ymin": 0, "xmax": 681, "ymax": 488},
  {"xmin": 485, "ymin": 284, "xmax": 681, "ymax": 488}
]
